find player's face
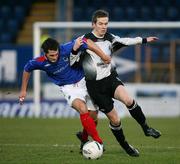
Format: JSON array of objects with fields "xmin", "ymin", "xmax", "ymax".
[
  {"xmin": 46, "ymin": 49, "xmax": 59, "ymax": 63},
  {"xmin": 92, "ymin": 17, "xmax": 108, "ymax": 37}
]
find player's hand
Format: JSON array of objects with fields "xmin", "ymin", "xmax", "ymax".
[
  {"xmin": 19, "ymin": 91, "xmax": 26, "ymax": 105},
  {"xmin": 146, "ymin": 37, "xmax": 159, "ymax": 43},
  {"xmin": 19, "ymin": 97, "xmax": 25, "ymax": 105},
  {"xmin": 73, "ymin": 37, "xmax": 83, "ymax": 51},
  {"xmin": 102, "ymin": 55, "xmax": 111, "ymax": 64}
]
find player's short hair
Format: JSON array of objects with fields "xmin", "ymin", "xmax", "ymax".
[
  {"xmin": 92, "ymin": 10, "xmax": 109, "ymax": 23},
  {"xmin": 41, "ymin": 38, "xmax": 59, "ymax": 53}
]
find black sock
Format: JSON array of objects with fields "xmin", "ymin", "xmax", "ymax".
[
  {"xmin": 127, "ymin": 100, "xmax": 149, "ymax": 130},
  {"xmin": 109, "ymin": 122, "xmax": 129, "ymax": 150}
]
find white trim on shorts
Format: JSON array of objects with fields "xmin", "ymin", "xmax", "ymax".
[{"xmin": 59, "ymin": 78, "xmax": 98, "ymax": 111}]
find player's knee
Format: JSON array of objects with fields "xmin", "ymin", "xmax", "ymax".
[
  {"xmin": 106, "ymin": 108, "xmax": 120, "ymax": 125},
  {"xmin": 72, "ymin": 99, "xmax": 88, "ymax": 114},
  {"xmin": 109, "ymin": 117, "xmax": 120, "ymax": 126},
  {"xmin": 126, "ymin": 99, "xmax": 136, "ymax": 109},
  {"xmin": 79, "ymin": 104, "xmax": 89, "ymax": 114},
  {"xmin": 124, "ymin": 98, "xmax": 134, "ymax": 107}
]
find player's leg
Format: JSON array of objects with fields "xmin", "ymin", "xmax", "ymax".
[
  {"xmin": 60, "ymin": 79, "xmax": 103, "ymax": 145},
  {"xmin": 76, "ymin": 95, "xmax": 99, "ymax": 150},
  {"xmin": 114, "ymin": 85, "xmax": 161, "ymax": 138},
  {"xmin": 106, "ymin": 108, "xmax": 139, "ymax": 157},
  {"xmin": 76, "ymin": 111, "xmax": 98, "ymax": 138},
  {"xmin": 76, "ymin": 110, "xmax": 98, "ymax": 151},
  {"xmin": 85, "ymin": 75, "xmax": 138, "ymax": 156},
  {"xmin": 83, "ymin": 94, "xmax": 99, "ymax": 138},
  {"xmin": 72, "ymin": 99, "xmax": 102, "ymax": 144}
]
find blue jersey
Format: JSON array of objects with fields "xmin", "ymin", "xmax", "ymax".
[{"xmin": 24, "ymin": 40, "xmax": 87, "ymax": 86}]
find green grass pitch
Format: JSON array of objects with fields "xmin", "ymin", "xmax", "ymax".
[{"xmin": 0, "ymin": 117, "xmax": 180, "ymax": 164}]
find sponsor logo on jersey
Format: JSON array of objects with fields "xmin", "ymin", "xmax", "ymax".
[
  {"xmin": 53, "ymin": 63, "xmax": 69, "ymax": 74},
  {"xmin": 100, "ymin": 108, "xmax": 105, "ymax": 112},
  {"xmin": 44, "ymin": 64, "xmax": 51, "ymax": 67}
]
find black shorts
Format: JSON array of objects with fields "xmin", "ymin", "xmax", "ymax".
[{"xmin": 86, "ymin": 71, "xmax": 124, "ymax": 114}]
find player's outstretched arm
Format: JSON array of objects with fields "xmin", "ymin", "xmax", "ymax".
[
  {"xmin": 86, "ymin": 39, "xmax": 111, "ymax": 64},
  {"xmin": 19, "ymin": 71, "xmax": 31, "ymax": 105}
]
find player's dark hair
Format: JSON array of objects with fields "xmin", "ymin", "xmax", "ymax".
[
  {"xmin": 92, "ymin": 10, "xmax": 109, "ymax": 23},
  {"xmin": 41, "ymin": 38, "xmax": 59, "ymax": 53}
]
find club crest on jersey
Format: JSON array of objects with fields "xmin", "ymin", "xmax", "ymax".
[{"xmin": 63, "ymin": 57, "xmax": 68, "ymax": 62}]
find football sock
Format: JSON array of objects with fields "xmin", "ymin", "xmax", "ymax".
[
  {"xmin": 80, "ymin": 112, "xmax": 102, "ymax": 144},
  {"xmin": 81, "ymin": 115, "xmax": 98, "ymax": 142},
  {"xmin": 127, "ymin": 100, "xmax": 149, "ymax": 129},
  {"xmin": 109, "ymin": 122, "xmax": 130, "ymax": 150}
]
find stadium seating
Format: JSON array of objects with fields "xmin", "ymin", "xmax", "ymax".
[
  {"xmin": 7, "ymin": 19, "xmax": 19, "ymax": 41},
  {"xmin": 154, "ymin": 7, "xmax": 166, "ymax": 21},
  {"xmin": 112, "ymin": 7, "xmax": 125, "ymax": 21},
  {"xmin": 140, "ymin": 7, "xmax": 153, "ymax": 21},
  {"xmin": 0, "ymin": 32, "xmax": 12, "ymax": 44},
  {"xmin": 0, "ymin": 6, "xmax": 12, "ymax": 20},
  {"xmin": 0, "ymin": 20, "xmax": 4, "ymax": 33},
  {"xmin": 0, "ymin": 0, "xmax": 179, "ymax": 44},
  {"xmin": 167, "ymin": 7, "xmax": 179, "ymax": 21},
  {"xmin": 72, "ymin": 0, "xmax": 180, "ymax": 40},
  {"xmin": 0, "ymin": 0, "xmax": 34, "ymax": 44},
  {"xmin": 14, "ymin": 6, "xmax": 26, "ymax": 24}
]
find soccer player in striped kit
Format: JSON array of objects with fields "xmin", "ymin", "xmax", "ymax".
[{"xmin": 75, "ymin": 10, "xmax": 161, "ymax": 157}]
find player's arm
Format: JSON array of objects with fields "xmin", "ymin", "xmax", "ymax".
[
  {"xmin": 114, "ymin": 35, "xmax": 158, "ymax": 45},
  {"xmin": 19, "ymin": 58, "xmax": 39, "ymax": 105},
  {"xmin": 112, "ymin": 35, "xmax": 158, "ymax": 52},
  {"xmin": 86, "ymin": 39, "xmax": 111, "ymax": 64},
  {"xmin": 72, "ymin": 37, "xmax": 111, "ymax": 64},
  {"xmin": 19, "ymin": 70, "xmax": 31, "ymax": 105}
]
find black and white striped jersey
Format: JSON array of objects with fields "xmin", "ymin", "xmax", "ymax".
[{"xmin": 72, "ymin": 32, "xmax": 144, "ymax": 80}]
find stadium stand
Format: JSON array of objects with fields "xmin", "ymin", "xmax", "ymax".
[
  {"xmin": 0, "ymin": 0, "xmax": 33, "ymax": 44},
  {"xmin": 71, "ymin": 0, "xmax": 180, "ymax": 42},
  {"xmin": 17, "ymin": 0, "xmax": 56, "ymax": 44},
  {"xmin": 72, "ymin": 0, "xmax": 179, "ymax": 21},
  {"xmin": 0, "ymin": 0, "xmax": 179, "ymax": 83},
  {"xmin": 0, "ymin": 0, "xmax": 55, "ymax": 44},
  {"xmin": 0, "ymin": 0, "xmax": 179, "ymax": 44}
]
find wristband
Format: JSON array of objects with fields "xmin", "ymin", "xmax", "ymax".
[
  {"xmin": 142, "ymin": 38, "xmax": 147, "ymax": 44},
  {"xmin": 71, "ymin": 49, "xmax": 78, "ymax": 55}
]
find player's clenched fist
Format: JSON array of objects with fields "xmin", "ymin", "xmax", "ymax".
[
  {"xmin": 19, "ymin": 91, "xmax": 26, "ymax": 105},
  {"xmin": 19, "ymin": 97, "xmax": 25, "ymax": 105}
]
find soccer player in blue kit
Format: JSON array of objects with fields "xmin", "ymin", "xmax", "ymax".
[{"xmin": 19, "ymin": 37, "xmax": 111, "ymax": 146}]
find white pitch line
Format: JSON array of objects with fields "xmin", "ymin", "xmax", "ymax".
[{"xmin": 0, "ymin": 143, "xmax": 180, "ymax": 150}]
